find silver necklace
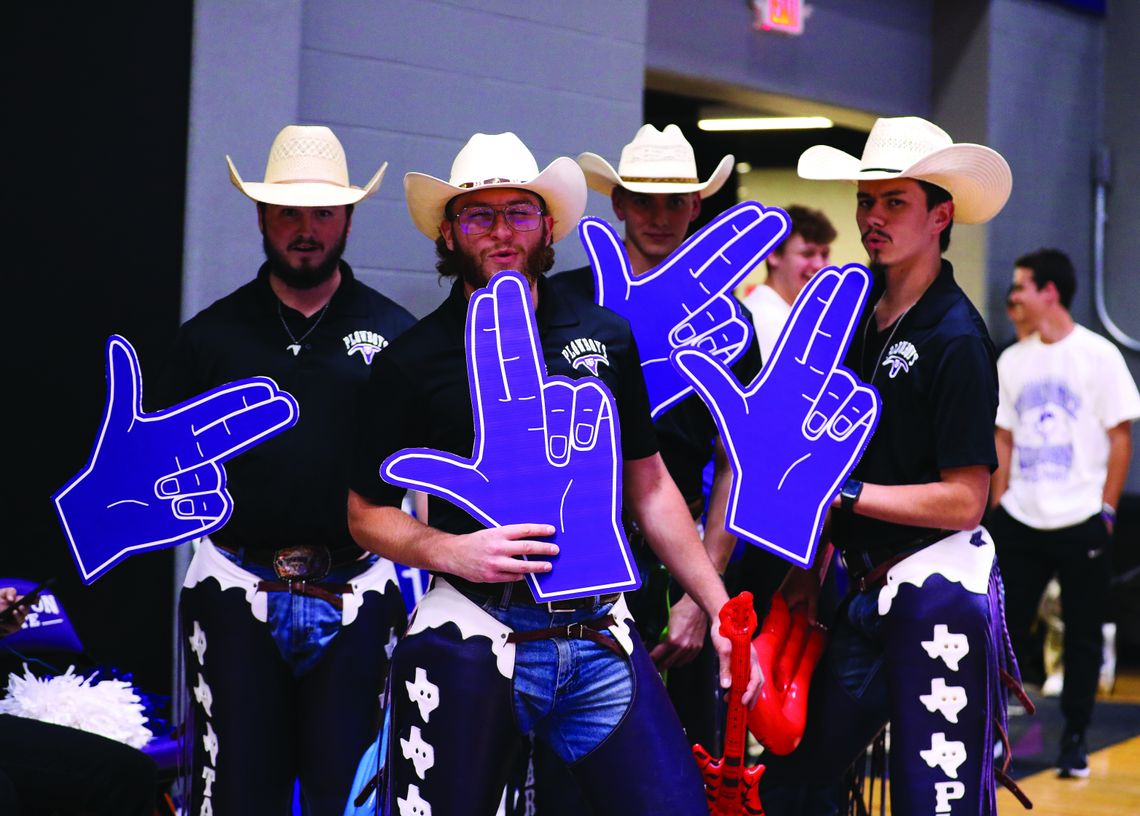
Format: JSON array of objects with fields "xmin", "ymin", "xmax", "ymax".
[
  {"xmin": 278, "ymin": 299, "xmax": 331, "ymax": 356},
  {"xmin": 862, "ymin": 302, "xmax": 912, "ymax": 385}
]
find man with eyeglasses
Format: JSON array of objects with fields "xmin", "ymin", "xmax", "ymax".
[{"xmin": 347, "ymin": 132, "xmax": 759, "ymax": 816}]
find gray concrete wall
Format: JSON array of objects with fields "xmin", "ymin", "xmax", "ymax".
[{"xmin": 184, "ymin": 0, "xmax": 649, "ymax": 320}]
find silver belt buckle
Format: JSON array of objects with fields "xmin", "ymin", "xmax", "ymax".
[
  {"xmin": 545, "ymin": 596, "xmax": 591, "ymax": 613},
  {"xmin": 272, "ymin": 545, "xmax": 331, "ymax": 581}
]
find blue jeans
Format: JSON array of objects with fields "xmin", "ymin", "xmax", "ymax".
[
  {"xmin": 479, "ymin": 599, "xmax": 633, "ymax": 763},
  {"xmin": 217, "ymin": 548, "xmax": 378, "ymax": 676}
]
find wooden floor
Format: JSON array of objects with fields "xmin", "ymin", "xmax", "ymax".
[
  {"xmin": 864, "ymin": 668, "xmax": 1140, "ymax": 813},
  {"xmin": 995, "ymin": 669, "xmax": 1140, "ymax": 813}
]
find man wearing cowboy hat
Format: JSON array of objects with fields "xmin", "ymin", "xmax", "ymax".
[
  {"xmin": 550, "ymin": 123, "xmax": 762, "ymax": 745},
  {"xmin": 153, "ymin": 125, "xmax": 415, "ymax": 815},
  {"xmin": 759, "ymin": 117, "xmax": 1025, "ymax": 815},
  {"xmin": 347, "ymin": 131, "xmax": 759, "ymax": 816}
]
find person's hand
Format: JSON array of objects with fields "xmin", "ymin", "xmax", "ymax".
[
  {"xmin": 709, "ymin": 594, "xmax": 763, "ymax": 708},
  {"xmin": 0, "ymin": 587, "xmax": 28, "ymax": 637},
  {"xmin": 578, "ymin": 202, "xmax": 790, "ymax": 418},
  {"xmin": 648, "ymin": 593, "xmax": 707, "ymax": 670},
  {"xmin": 381, "ymin": 271, "xmax": 639, "ymax": 602},
  {"xmin": 436, "ymin": 523, "xmax": 559, "ymax": 585},
  {"xmin": 53, "ymin": 335, "xmax": 299, "ymax": 584},
  {"xmin": 671, "ymin": 265, "xmax": 881, "ymax": 568}
]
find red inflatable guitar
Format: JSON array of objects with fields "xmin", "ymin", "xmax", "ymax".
[{"xmin": 692, "ymin": 591, "xmax": 765, "ymax": 815}]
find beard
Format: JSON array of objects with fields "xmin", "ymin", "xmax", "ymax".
[
  {"xmin": 434, "ymin": 235, "xmax": 555, "ymax": 291},
  {"xmin": 263, "ymin": 226, "xmax": 348, "ymax": 290}
]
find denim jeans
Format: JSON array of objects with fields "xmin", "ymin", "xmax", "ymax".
[
  {"xmin": 478, "ymin": 598, "xmax": 633, "ymax": 763},
  {"xmin": 216, "ymin": 548, "xmax": 378, "ymax": 676}
]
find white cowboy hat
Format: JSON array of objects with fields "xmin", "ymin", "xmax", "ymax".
[
  {"xmin": 577, "ymin": 124, "xmax": 734, "ymax": 197},
  {"xmin": 227, "ymin": 125, "xmax": 386, "ymax": 207},
  {"xmin": 797, "ymin": 116, "xmax": 1011, "ymax": 224},
  {"xmin": 404, "ymin": 132, "xmax": 587, "ymax": 243}
]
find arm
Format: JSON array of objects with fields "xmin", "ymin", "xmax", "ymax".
[
  {"xmin": 990, "ymin": 427, "xmax": 1014, "ymax": 510},
  {"xmin": 624, "ymin": 453, "xmax": 761, "ymax": 703},
  {"xmin": 648, "ymin": 438, "xmax": 737, "ymax": 669},
  {"xmin": 1102, "ymin": 421, "xmax": 1133, "ymax": 534},
  {"xmin": 845, "ymin": 464, "xmax": 991, "ymax": 531},
  {"xmin": 347, "ymin": 490, "xmax": 558, "ymax": 584}
]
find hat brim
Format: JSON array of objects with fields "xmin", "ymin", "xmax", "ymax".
[
  {"xmin": 227, "ymin": 157, "xmax": 386, "ymax": 207},
  {"xmin": 404, "ymin": 156, "xmax": 587, "ymax": 243},
  {"xmin": 577, "ymin": 152, "xmax": 735, "ymax": 198},
  {"xmin": 797, "ymin": 143, "xmax": 1011, "ymax": 224}
]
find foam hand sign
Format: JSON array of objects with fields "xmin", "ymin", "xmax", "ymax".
[
  {"xmin": 671, "ymin": 264, "xmax": 880, "ymax": 566},
  {"xmin": 381, "ymin": 271, "xmax": 638, "ymax": 601},
  {"xmin": 53, "ymin": 335, "xmax": 299, "ymax": 584},
  {"xmin": 578, "ymin": 201, "xmax": 789, "ymax": 419}
]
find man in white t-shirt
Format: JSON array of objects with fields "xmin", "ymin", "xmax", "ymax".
[
  {"xmin": 741, "ymin": 204, "xmax": 836, "ymax": 363},
  {"xmin": 988, "ymin": 247, "xmax": 1140, "ymax": 779}
]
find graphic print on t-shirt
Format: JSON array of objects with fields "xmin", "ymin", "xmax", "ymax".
[{"xmin": 1013, "ymin": 378, "xmax": 1080, "ymax": 482}]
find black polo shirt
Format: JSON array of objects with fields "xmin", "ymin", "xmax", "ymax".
[
  {"xmin": 552, "ymin": 266, "xmax": 763, "ymax": 505},
  {"xmin": 351, "ymin": 275, "xmax": 658, "ymax": 550},
  {"xmin": 831, "ymin": 260, "xmax": 998, "ymax": 558},
  {"xmin": 153, "ymin": 262, "xmax": 416, "ymax": 556}
]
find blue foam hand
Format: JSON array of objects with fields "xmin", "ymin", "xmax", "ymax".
[
  {"xmin": 671, "ymin": 264, "xmax": 881, "ymax": 567},
  {"xmin": 381, "ymin": 271, "xmax": 639, "ymax": 601},
  {"xmin": 53, "ymin": 335, "xmax": 299, "ymax": 584},
  {"xmin": 578, "ymin": 201, "xmax": 790, "ymax": 419}
]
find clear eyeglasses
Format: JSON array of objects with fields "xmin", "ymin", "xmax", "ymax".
[{"xmin": 452, "ymin": 203, "xmax": 544, "ymax": 235}]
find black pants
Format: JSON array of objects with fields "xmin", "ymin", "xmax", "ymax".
[
  {"xmin": 180, "ymin": 579, "xmax": 405, "ymax": 816},
  {"xmin": 0, "ymin": 714, "xmax": 157, "ymax": 815},
  {"xmin": 989, "ymin": 507, "xmax": 1112, "ymax": 734}
]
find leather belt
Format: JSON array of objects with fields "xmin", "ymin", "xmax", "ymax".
[
  {"xmin": 844, "ymin": 530, "xmax": 952, "ymax": 592},
  {"xmin": 256, "ymin": 580, "xmax": 355, "ymax": 610},
  {"xmin": 454, "ymin": 581, "xmax": 620, "ymax": 612},
  {"xmin": 506, "ymin": 614, "xmax": 624, "ymax": 658}
]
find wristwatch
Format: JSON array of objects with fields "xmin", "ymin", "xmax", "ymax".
[{"xmin": 839, "ymin": 478, "xmax": 864, "ymax": 512}]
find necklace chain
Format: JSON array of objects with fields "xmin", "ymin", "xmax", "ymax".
[
  {"xmin": 862, "ymin": 302, "xmax": 912, "ymax": 385},
  {"xmin": 278, "ymin": 299, "xmax": 331, "ymax": 356}
]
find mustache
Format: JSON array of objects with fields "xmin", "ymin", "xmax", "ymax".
[{"xmin": 862, "ymin": 228, "xmax": 890, "ymax": 242}]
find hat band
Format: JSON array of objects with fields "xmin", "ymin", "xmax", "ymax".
[
  {"xmin": 269, "ymin": 177, "xmax": 351, "ymax": 187},
  {"xmin": 620, "ymin": 175, "xmax": 700, "ymax": 184},
  {"xmin": 859, "ymin": 167, "xmax": 902, "ymax": 174},
  {"xmin": 457, "ymin": 177, "xmax": 518, "ymax": 189}
]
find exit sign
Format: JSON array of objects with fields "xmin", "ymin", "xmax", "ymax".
[{"xmin": 753, "ymin": 0, "xmax": 805, "ymax": 35}]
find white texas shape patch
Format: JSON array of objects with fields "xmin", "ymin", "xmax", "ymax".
[
  {"xmin": 397, "ymin": 783, "xmax": 432, "ymax": 816},
  {"xmin": 920, "ymin": 677, "xmax": 968, "ymax": 723},
  {"xmin": 920, "ymin": 732, "xmax": 967, "ymax": 778},
  {"xmin": 406, "ymin": 667, "xmax": 441, "ymax": 722},
  {"xmin": 400, "ymin": 725, "xmax": 435, "ymax": 779},
  {"xmin": 878, "ymin": 530, "xmax": 994, "ymax": 615},
  {"xmin": 922, "ymin": 624, "xmax": 970, "ymax": 671}
]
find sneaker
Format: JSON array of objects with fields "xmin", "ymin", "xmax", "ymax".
[{"xmin": 1056, "ymin": 731, "xmax": 1090, "ymax": 778}]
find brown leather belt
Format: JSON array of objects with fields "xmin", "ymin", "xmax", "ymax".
[
  {"xmin": 506, "ymin": 614, "xmax": 624, "ymax": 658},
  {"xmin": 256, "ymin": 580, "xmax": 355, "ymax": 610},
  {"xmin": 844, "ymin": 530, "xmax": 952, "ymax": 592}
]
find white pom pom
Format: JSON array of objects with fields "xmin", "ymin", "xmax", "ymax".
[{"xmin": 0, "ymin": 665, "xmax": 153, "ymax": 749}]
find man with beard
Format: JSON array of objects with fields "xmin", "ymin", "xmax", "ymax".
[
  {"xmin": 347, "ymin": 132, "xmax": 759, "ymax": 816},
  {"xmin": 759, "ymin": 117, "xmax": 1023, "ymax": 815},
  {"xmin": 152, "ymin": 125, "xmax": 415, "ymax": 815}
]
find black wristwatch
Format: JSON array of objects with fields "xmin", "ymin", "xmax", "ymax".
[{"xmin": 839, "ymin": 478, "xmax": 864, "ymax": 512}]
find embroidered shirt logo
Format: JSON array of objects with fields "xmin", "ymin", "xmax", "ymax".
[
  {"xmin": 882, "ymin": 340, "xmax": 919, "ymax": 378},
  {"xmin": 343, "ymin": 330, "xmax": 389, "ymax": 364},
  {"xmin": 560, "ymin": 337, "xmax": 610, "ymax": 376}
]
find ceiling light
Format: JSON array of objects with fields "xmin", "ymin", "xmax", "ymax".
[{"xmin": 698, "ymin": 116, "xmax": 834, "ymax": 132}]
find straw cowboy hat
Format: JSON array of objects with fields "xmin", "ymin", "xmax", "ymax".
[
  {"xmin": 404, "ymin": 132, "xmax": 587, "ymax": 243},
  {"xmin": 577, "ymin": 124, "xmax": 734, "ymax": 197},
  {"xmin": 227, "ymin": 125, "xmax": 386, "ymax": 207},
  {"xmin": 797, "ymin": 116, "xmax": 1012, "ymax": 224}
]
